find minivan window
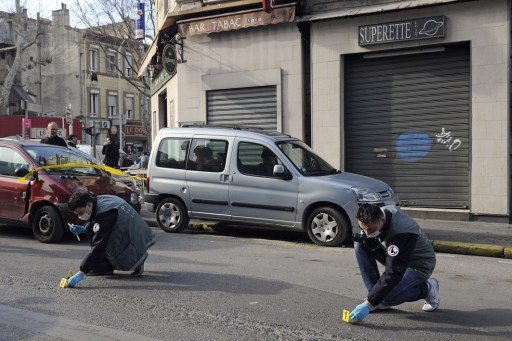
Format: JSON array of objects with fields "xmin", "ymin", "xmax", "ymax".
[
  {"xmin": 0, "ymin": 146, "xmax": 29, "ymax": 176},
  {"xmin": 237, "ymin": 142, "xmax": 286, "ymax": 177},
  {"xmin": 187, "ymin": 139, "xmax": 227, "ymax": 172},
  {"xmin": 156, "ymin": 138, "xmax": 190, "ymax": 169},
  {"xmin": 278, "ymin": 140, "xmax": 337, "ymax": 176}
]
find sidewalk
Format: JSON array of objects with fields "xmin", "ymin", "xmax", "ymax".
[
  {"xmin": 140, "ymin": 210, "xmax": 512, "ymax": 258},
  {"xmin": 418, "ymin": 218, "xmax": 512, "ymax": 258}
]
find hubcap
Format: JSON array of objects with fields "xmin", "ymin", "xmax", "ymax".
[
  {"xmin": 38, "ymin": 213, "xmax": 53, "ymax": 235},
  {"xmin": 159, "ymin": 202, "xmax": 181, "ymax": 229},
  {"xmin": 311, "ymin": 212, "xmax": 338, "ymax": 242}
]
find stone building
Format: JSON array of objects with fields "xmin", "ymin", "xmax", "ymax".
[
  {"xmin": 141, "ymin": 0, "xmax": 511, "ymax": 222},
  {"xmin": 0, "ymin": 4, "xmax": 149, "ymax": 151}
]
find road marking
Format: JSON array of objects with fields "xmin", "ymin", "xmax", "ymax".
[
  {"xmin": 498, "ymin": 260, "xmax": 512, "ymax": 265},
  {"xmin": 437, "ymin": 254, "xmax": 456, "ymax": 258},
  {"xmin": 0, "ymin": 304, "xmax": 159, "ymax": 341}
]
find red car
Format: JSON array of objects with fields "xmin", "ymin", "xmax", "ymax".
[{"xmin": 0, "ymin": 139, "xmax": 141, "ymax": 243}]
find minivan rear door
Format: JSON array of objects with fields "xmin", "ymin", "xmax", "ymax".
[
  {"xmin": 229, "ymin": 138, "xmax": 298, "ymax": 227},
  {"xmin": 186, "ymin": 136, "xmax": 232, "ymax": 220}
]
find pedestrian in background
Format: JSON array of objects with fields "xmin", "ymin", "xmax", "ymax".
[
  {"xmin": 40, "ymin": 122, "xmax": 67, "ymax": 147},
  {"xmin": 140, "ymin": 151, "xmax": 150, "ymax": 169},
  {"xmin": 102, "ymin": 137, "xmax": 120, "ymax": 168},
  {"xmin": 67, "ymin": 134, "xmax": 78, "ymax": 148},
  {"xmin": 65, "ymin": 192, "xmax": 155, "ymax": 288},
  {"xmin": 348, "ymin": 203, "xmax": 439, "ymax": 322}
]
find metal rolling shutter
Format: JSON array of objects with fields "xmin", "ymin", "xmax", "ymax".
[
  {"xmin": 207, "ymin": 86, "xmax": 277, "ymax": 130},
  {"xmin": 344, "ymin": 44, "xmax": 470, "ymax": 208}
]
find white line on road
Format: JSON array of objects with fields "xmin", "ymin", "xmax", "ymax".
[
  {"xmin": 437, "ymin": 254, "xmax": 456, "ymax": 258},
  {"xmin": 498, "ymin": 260, "xmax": 512, "ymax": 265},
  {"xmin": 0, "ymin": 304, "xmax": 160, "ymax": 341}
]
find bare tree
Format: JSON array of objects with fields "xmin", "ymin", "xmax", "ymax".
[
  {"xmin": 0, "ymin": 0, "xmax": 45, "ymax": 113},
  {"xmin": 73, "ymin": 0, "xmax": 155, "ymax": 136}
]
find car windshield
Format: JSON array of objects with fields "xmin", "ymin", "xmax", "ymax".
[
  {"xmin": 277, "ymin": 140, "xmax": 339, "ymax": 176},
  {"xmin": 23, "ymin": 145, "xmax": 101, "ymax": 176}
]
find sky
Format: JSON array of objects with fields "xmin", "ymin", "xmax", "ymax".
[{"xmin": 11, "ymin": 0, "xmax": 84, "ymax": 27}]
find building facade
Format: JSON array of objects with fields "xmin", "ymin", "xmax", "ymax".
[
  {"xmin": 0, "ymin": 4, "xmax": 149, "ymax": 151},
  {"xmin": 142, "ymin": 0, "xmax": 511, "ymax": 221}
]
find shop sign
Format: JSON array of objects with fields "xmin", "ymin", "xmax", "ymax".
[
  {"xmin": 31, "ymin": 128, "xmax": 66, "ymax": 139},
  {"xmin": 358, "ymin": 16, "xmax": 445, "ymax": 46},
  {"xmin": 178, "ymin": 5, "xmax": 295, "ymax": 37},
  {"xmin": 124, "ymin": 125, "xmax": 146, "ymax": 136}
]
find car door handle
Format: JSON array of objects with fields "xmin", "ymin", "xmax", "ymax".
[{"xmin": 220, "ymin": 174, "xmax": 231, "ymax": 182}]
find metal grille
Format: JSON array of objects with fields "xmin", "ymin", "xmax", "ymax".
[
  {"xmin": 344, "ymin": 44, "xmax": 470, "ymax": 208},
  {"xmin": 207, "ymin": 86, "xmax": 277, "ymax": 130}
]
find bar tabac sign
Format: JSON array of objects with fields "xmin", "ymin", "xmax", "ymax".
[
  {"xmin": 358, "ymin": 16, "xmax": 445, "ymax": 46},
  {"xmin": 178, "ymin": 5, "xmax": 295, "ymax": 37}
]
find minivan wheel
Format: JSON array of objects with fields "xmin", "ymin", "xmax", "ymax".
[
  {"xmin": 306, "ymin": 206, "xmax": 349, "ymax": 247},
  {"xmin": 32, "ymin": 205, "xmax": 64, "ymax": 243},
  {"xmin": 156, "ymin": 198, "xmax": 189, "ymax": 233}
]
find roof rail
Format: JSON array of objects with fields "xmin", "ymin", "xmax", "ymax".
[{"xmin": 179, "ymin": 124, "xmax": 266, "ymax": 131}]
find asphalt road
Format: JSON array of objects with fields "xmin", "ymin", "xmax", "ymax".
[{"xmin": 1, "ymin": 223, "xmax": 512, "ymax": 341}]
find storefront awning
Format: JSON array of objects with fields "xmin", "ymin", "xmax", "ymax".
[
  {"xmin": 177, "ymin": 3, "xmax": 296, "ymax": 37},
  {"xmin": 296, "ymin": 0, "xmax": 463, "ymax": 23},
  {"xmin": 137, "ymin": 34, "xmax": 159, "ymax": 78},
  {"xmin": 137, "ymin": 0, "xmax": 263, "ymax": 77}
]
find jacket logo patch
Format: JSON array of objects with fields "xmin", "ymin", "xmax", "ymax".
[
  {"xmin": 93, "ymin": 223, "xmax": 100, "ymax": 233},
  {"xmin": 387, "ymin": 245, "xmax": 399, "ymax": 257}
]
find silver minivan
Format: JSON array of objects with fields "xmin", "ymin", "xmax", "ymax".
[{"xmin": 145, "ymin": 126, "xmax": 399, "ymax": 247}]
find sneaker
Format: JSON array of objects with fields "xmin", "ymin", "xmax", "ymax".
[
  {"xmin": 422, "ymin": 278, "xmax": 440, "ymax": 312},
  {"xmin": 131, "ymin": 263, "xmax": 144, "ymax": 277}
]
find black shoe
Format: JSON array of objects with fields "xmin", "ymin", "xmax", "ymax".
[
  {"xmin": 131, "ymin": 264, "xmax": 144, "ymax": 277},
  {"xmin": 86, "ymin": 270, "xmax": 114, "ymax": 276}
]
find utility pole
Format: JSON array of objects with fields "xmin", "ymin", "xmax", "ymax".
[{"xmin": 117, "ymin": 38, "xmax": 127, "ymax": 151}]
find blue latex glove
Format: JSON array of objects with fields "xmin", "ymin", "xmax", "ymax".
[
  {"xmin": 68, "ymin": 223, "xmax": 86, "ymax": 235},
  {"xmin": 67, "ymin": 272, "xmax": 86, "ymax": 288},
  {"xmin": 349, "ymin": 301, "xmax": 373, "ymax": 322}
]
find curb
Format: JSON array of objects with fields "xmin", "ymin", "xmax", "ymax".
[
  {"xmin": 432, "ymin": 240, "xmax": 512, "ymax": 259},
  {"xmin": 143, "ymin": 218, "xmax": 511, "ymax": 259}
]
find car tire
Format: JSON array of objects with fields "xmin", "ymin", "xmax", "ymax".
[
  {"xmin": 156, "ymin": 198, "xmax": 189, "ymax": 233},
  {"xmin": 305, "ymin": 206, "xmax": 350, "ymax": 247},
  {"xmin": 32, "ymin": 205, "xmax": 64, "ymax": 243}
]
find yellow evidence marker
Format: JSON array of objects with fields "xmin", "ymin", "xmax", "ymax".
[
  {"xmin": 342, "ymin": 309, "xmax": 358, "ymax": 324},
  {"xmin": 59, "ymin": 269, "xmax": 74, "ymax": 288}
]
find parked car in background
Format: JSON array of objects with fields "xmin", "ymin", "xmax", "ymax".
[
  {"xmin": 0, "ymin": 139, "xmax": 141, "ymax": 243},
  {"xmin": 145, "ymin": 125, "xmax": 399, "ymax": 247},
  {"xmin": 75, "ymin": 144, "xmax": 141, "ymax": 196}
]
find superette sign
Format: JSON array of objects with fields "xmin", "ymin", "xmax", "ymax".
[{"xmin": 358, "ymin": 16, "xmax": 445, "ymax": 46}]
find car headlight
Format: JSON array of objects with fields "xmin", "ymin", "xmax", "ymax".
[
  {"xmin": 351, "ymin": 187, "xmax": 381, "ymax": 202},
  {"xmin": 130, "ymin": 192, "xmax": 139, "ymax": 204}
]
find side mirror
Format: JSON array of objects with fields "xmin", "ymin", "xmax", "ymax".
[
  {"xmin": 14, "ymin": 167, "xmax": 30, "ymax": 178},
  {"xmin": 273, "ymin": 165, "xmax": 292, "ymax": 180}
]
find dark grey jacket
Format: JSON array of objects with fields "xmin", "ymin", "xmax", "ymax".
[{"xmin": 96, "ymin": 195, "xmax": 155, "ymax": 271}]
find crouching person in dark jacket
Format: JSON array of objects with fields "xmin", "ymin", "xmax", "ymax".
[{"xmin": 65, "ymin": 192, "xmax": 156, "ymax": 288}]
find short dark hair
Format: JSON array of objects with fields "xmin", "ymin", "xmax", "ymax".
[
  {"xmin": 356, "ymin": 203, "xmax": 383, "ymax": 224},
  {"xmin": 68, "ymin": 192, "xmax": 94, "ymax": 211},
  {"xmin": 68, "ymin": 134, "xmax": 76, "ymax": 140}
]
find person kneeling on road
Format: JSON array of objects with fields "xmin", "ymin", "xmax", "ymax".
[
  {"xmin": 349, "ymin": 203, "xmax": 439, "ymax": 322},
  {"xmin": 66, "ymin": 192, "xmax": 156, "ymax": 288}
]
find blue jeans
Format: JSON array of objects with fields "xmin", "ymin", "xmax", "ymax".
[{"xmin": 354, "ymin": 241, "xmax": 429, "ymax": 306}]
